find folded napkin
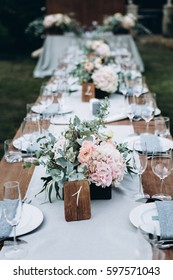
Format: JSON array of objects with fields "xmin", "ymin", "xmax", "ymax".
[
  {"xmin": 50, "ymin": 114, "xmax": 73, "ymax": 125},
  {"xmin": 104, "ymin": 113, "xmax": 127, "ymax": 123},
  {"xmin": 140, "ymin": 134, "xmax": 163, "ymax": 153},
  {"xmin": 155, "ymin": 201, "xmax": 173, "ymax": 240}
]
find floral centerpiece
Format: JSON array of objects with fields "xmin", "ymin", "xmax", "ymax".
[
  {"xmin": 70, "ymin": 54, "xmax": 119, "ymax": 97},
  {"xmin": 100, "ymin": 13, "xmax": 151, "ymax": 35},
  {"xmin": 27, "ymin": 99, "xmax": 132, "ymax": 202},
  {"xmin": 25, "ymin": 13, "xmax": 81, "ymax": 37}
]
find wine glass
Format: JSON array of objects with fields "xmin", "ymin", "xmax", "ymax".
[
  {"xmin": 151, "ymin": 149, "xmax": 172, "ymax": 200},
  {"xmin": 22, "ymin": 114, "xmax": 40, "ymax": 162},
  {"xmin": 126, "ymin": 95, "xmax": 137, "ymax": 136},
  {"xmin": 136, "ymin": 224, "xmax": 165, "ymax": 260},
  {"xmin": 3, "ymin": 181, "xmax": 27, "ymax": 259},
  {"xmin": 133, "ymin": 140, "xmax": 150, "ymax": 202},
  {"xmin": 132, "ymin": 76, "xmax": 145, "ymax": 98},
  {"xmin": 56, "ymin": 79, "xmax": 69, "ymax": 114},
  {"xmin": 39, "ymin": 83, "xmax": 54, "ymax": 110},
  {"xmin": 119, "ymin": 75, "xmax": 129, "ymax": 106},
  {"xmin": 140, "ymin": 94, "xmax": 155, "ymax": 134}
]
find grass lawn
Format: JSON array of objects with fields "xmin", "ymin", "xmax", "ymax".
[
  {"xmin": 0, "ymin": 40, "xmax": 173, "ymax": 159},
  {"xmin": 0, "ymin": 55, "xmax": 46, "ymax": 158},
  {"xmin": 137, "ymin": 41, "xmax": 173, "ymax": 127}
]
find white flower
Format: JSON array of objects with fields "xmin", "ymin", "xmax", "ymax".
[
  {"xmin": 54, "ymin": 13, "xmax": 64, "ymax": 26},
  {"xmin": 121, "ymin": 14, "xmax": 136, "ymax": 30},
  {"xmin": 94, "ymin": 57, "xmax": 102, "ymax": 69},
  {"xmin": 43, "ymin": 15, "xmax": 56, "ymax": 28},
  {"xmin": 91, "ymin": 40, "xmax": 104, "ymax": 51},
  {"xmin": 92, "ymin": 65, "xmax": 118, "ymax": 93},
  {"xmin": 63, "ymin": 15, "xmax": 71, "ymax": 25},
  {"xmin": 95, "ymin": 43, "xmax": 111, "ymax": 58}
]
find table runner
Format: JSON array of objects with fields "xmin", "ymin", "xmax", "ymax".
[{"xmin": 0, "ymin": 125, "xmax": 152, "ymax": 260}]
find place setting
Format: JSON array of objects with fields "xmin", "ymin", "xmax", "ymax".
[{"xmin": 0, "ymin": 181, "xmax": 44, "ymax": 259}]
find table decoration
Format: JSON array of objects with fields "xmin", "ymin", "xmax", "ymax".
[
  {"xmin": 99, "ymin": 13, "xmax": 151, "ymax": 36},
  {"xmin": 71, "ymin": 57, "xmax": 119, "ymax": 99},
  {"xmin": 25, "ymin": 98, "xmax": 133, "ymax": 202},
  {"xmin": 25, "ymin": 13, "xmax": 81, "ymax": 38}
]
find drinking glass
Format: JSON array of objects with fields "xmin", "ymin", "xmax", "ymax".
[
  {"xmin": 140, "ymin": 94, "xmax": 155, "ymax": 134},
  {"xmin": 133, "ymin": 140, "xmax": 150, "ymax": 202},
  {"xmin": 56, "ymin": 79, "xmax": 69, "ymax": 114},
  {"xmin": 151, "ymin": 149, "xmax": 172, "ymax": 200},
  {"xmin": 3, "ymin": 181, "xmax": 27, "ymax": 259},
  {"xmin": 22, "ymin": 114, "xmax": 40, "ymax": 162},
  {"xmin": 154, "ymin": 116, "xmax": 170, "ymax": 138},
  {"xmin": 39, "ymin": 83, "xmax": 54, "ymax": 109},
  {"xmin": 126, "ymin": 96, "xmax": 137, "ymax": 135},
  {"xmin": 132, "ymin": 76, "xmax": 146, "ymax": 98},
  {"xmin": 4, "ymin": 139, "xmax": 22, "ymax": 163},
  {"xmin": 136, "ymin": 224, "xmax": 165, "ymax": 260}
]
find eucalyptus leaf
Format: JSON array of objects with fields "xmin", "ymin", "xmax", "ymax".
[{"xmin": 55, "ymin": 157, "xmax": 67, "ymax": 168}]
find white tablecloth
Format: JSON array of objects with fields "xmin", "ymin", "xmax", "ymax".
[{"xmin": 0, "ymin": 124, "xmax": 152, "ymax": 260}]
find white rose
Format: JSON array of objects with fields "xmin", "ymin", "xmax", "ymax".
[
  {"xmin": 54, "ymin": 13, "xmax": 64, "ymax": 26},
  {"xmin": 96, "ymin": 43, "xmax": 111, "ymax": 58},
  {"xmin": 121, "ymin": 14, "xmax": 135, "ymax": 30},
  {"xmin": 43, "ymin": 15, "xmax": 56, "ymax": 28}
]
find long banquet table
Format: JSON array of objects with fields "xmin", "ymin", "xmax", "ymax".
[{"xmin": 0, "ymin": 90, "xmax": 173, "ymax": 260}]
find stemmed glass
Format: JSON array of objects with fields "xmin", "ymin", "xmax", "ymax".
[
  {"xmin": 126, "ymin": 95, "xmax": 137, "ymax": 135},
  {"xmin": 136, "ymin": 224, "xmax": 165, "ymax": 260},
  {"xmin": 39, "ymin": 83, "xmax": 54, "ymax": 110},
  {"xmin": 22, "ymin": 114, "xmax": 40, "ymax": 162},
  {"xmin": 132, "ymin": 76, "xmax": 145, "ymax": 98},
  {"xmin": 3, "ymin": 181, "xmax": 27, "ymax": 259},
  {"xmin": 133, "ymin": 140, "xmax": 150, "ymax": 202},
  {"xmin": 140, "ymin": 94, "xmax": 155, "ymax": 134},
  {"xmin": 56, "ymin": 79, "xmax": 69, "ymax": 114},
  {"xmin": 151, "ymin": 148, "xmax": 172, "ymax": 201},
  {"xmin": 119, "ymin": 76, "xmax": 129, "ymax": 106}
]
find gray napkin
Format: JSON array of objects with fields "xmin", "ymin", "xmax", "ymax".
[
  {"xmin": 155, "ymin": 201, "xmax": 173, "ymax": 240},
  {"xmin": 0, "ymin": 215, "xmax": 12, "ymax": 240},
  {"xmin": 140, "ymin": 134, "xmax": 162, "ymax": 153},
  {"xmin": 0, "ymin": 200, "xmax": 18, "ymax": 240}
]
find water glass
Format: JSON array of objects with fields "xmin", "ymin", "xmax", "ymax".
[
  {"xmin": 154, "ymin": 116, "xmax": 170, "ymax": 137},
  {"xmin": 4, "ymin": 139, "xmax": 22, "ymax": 163}
]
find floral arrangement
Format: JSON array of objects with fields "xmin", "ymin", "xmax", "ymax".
[
  {"xmin": 71, "ymin": 57, "xmax": 119, "ymax": 94},
  {"xmin": 70, "ymin": 56, "xmax": 103, "ymax": 84},
  {"xmin": 84, "ymin": 39, "xmax": 111, "ymax": 58},
  {"xmin": 100, "ymin": 13, "xmax": 151, "ymax": 35},
  {"xmin": 28, "ymin": 99, "xmax": 132, "ymax": 202},
  {"xmin": 25, "ymin": 13, "xmax": 81, "ymax": 37}
]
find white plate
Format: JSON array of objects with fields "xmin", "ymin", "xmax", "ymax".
[
  {"xmin": 13, "ymin": 135, "xmax": 40, "ymax": 152},
  {"xmin": 9, "ymin": 203, "xmax": 44, "ymax": 237},
  {"xmin": 129, "ymin": 203, "xmax": 160, "ymax": 236},
  {"xmin": 32, "ymin": 104, "xmax": 73, "ymax": 115},
  {"xmin": 124, "ymin": 135, "xmax": 173, "ymax": 153}
]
